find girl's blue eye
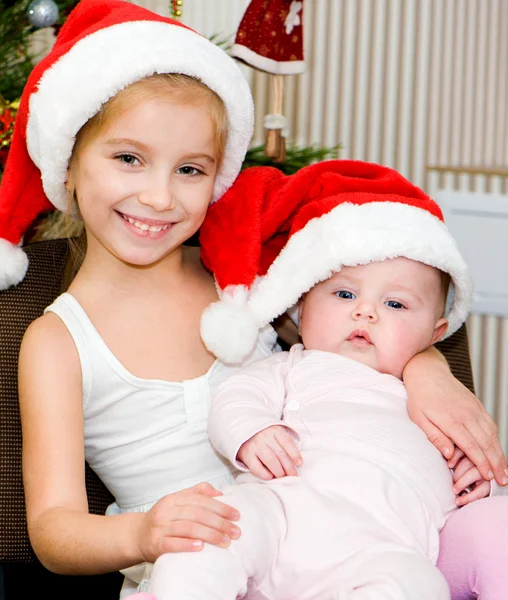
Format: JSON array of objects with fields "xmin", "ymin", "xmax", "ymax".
[
  {"xmin": 386, "ymin": 300, "xmax": 405, "ymax": 310},
  {"xmin": 336, "ymin": 290, "xmax": 355, "ymax": 300}
]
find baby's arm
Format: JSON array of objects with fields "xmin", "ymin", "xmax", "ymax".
[
  {"xmin": 209, "ymin": 352, "xmax": 301, "ymax": 479},
  {"xmin": 403, "ymin": 346, "xmax": 507, "ymax": 487},
  {"xmin": 18, "ymin": 315, "xmax": 239, "ymax": 575}
]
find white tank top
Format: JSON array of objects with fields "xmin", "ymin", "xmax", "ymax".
[{"xmin": 45, "ymin": 293, "xmax": 278, "ymax": 514}]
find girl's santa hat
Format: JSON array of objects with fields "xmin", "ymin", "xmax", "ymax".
[
  {"xmin": 200, "ymin": 160, "xmax": 473, "ymax": 364},
  {"xmin": 0, "ymin": 0, "xmax": 254, "ymax": 290}
]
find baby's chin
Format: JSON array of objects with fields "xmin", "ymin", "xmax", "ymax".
[
  {"xmin": 334, "ymin": 344, "xmax": 378, "ymax": 370},
  {"xmin": 335, "ymin": 345, "xmax": 402, "ymax": 379}
]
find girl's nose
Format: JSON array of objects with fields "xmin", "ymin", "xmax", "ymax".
[{"xmin": 139, "ymin": 177, "xmax": 175, "ymax": 212}]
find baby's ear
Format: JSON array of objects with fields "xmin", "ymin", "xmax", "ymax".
[{"xmin": 431, "ymin": 317, "xmax": 448, "ymax": 344}]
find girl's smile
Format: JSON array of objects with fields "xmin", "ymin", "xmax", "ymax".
[{"xmin": 116, "ymin": 210, "xmax": 174, "ymax": 238}]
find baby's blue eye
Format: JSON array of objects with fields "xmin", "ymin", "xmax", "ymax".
[
  {"xmin": 336, "ymin": 290, "xmax": 355, "ymax": 300},
  {"xmin": 386, "ymin": 300, "xmax": 405, "ymax": 309}
]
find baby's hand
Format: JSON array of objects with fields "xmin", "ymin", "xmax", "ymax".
[
  {"xmin": 237, "ymin": 425, "xmax": 302, "ymax": 480},
  {"xmin": 450, "ymin": 448, "xmax": 491, "ymax": 506},
  {"xmin": 138, "ymin": 482, "xmax": 241, "ymax": 561}
]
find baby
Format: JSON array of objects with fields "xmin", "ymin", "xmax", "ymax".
[{"xmin": 138, "ymin": 161, "xmax": 475, "ymax": 599}]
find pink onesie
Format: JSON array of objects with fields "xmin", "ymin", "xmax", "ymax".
[{"xmin": 146, "ymin": 345, "xmax": 456, "ymax": 599}]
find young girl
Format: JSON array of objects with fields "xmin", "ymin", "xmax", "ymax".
[{"xmin": 0, "ymin": 1, "xmax": 505, "ymax": 598}]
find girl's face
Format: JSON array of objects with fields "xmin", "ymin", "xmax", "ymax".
[{"xmin": 67, "ymin": 95, "xmax": 218, "ymax": 267}]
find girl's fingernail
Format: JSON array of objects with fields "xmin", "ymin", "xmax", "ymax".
[
  {"xmin": 231, "ymin": 526, "xmax": 241, "ymax": 538},
  {"xmin": 192, "ymin": 540, "xmax": 203, "ymax": 548},
  {"xmin": 443, "ymin": 447, "xmax": 452, "ymax": 458},
  {"xmin": 488, "ymin": 470, "xmax": 494, "ymax": 479}
]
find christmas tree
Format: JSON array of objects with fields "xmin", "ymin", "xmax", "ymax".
[
  {"xmin": 0, "ymin": 0, "xmax": 79, "ymax": 173},
  {"xmin": 0, "ymin": 0, "xmax": 78, "ymax": 102}
]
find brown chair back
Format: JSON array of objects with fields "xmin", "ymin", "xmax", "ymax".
[{"xmin": 0, "ymin": 239, "xmax": 114, "ymax": 562}]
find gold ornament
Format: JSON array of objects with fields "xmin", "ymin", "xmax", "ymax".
[{"xmin": 170, "ymin": 0, "xmax": 183, "ymax": 18}]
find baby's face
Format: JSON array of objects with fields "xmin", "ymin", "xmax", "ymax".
[{"xmin": 298, "ymin": 258, "xmax": 448, "ymax": 379}]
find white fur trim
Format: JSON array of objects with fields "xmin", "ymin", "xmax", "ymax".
[
  {"xmin": 200, "ymin": 285, "xmax": 259, "ymax": 364},
  {"xmin": 245, "ymin": 202, "xmax": 473, "ymax": 340},
  {"xmin": 27, "ymin": 21, "xmax": 254, "ymax": 211},
  {"xmin": 0, "ymin": 239, "xmax": 29, "ymax": 290},
  {"xmin": 231, "ymin": 44, "xmax": 305, "ymax": 75}
]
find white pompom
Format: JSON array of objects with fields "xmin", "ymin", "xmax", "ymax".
[
  {"xmin": 201, "ymin": 287, "xmax": 259, "ymax": 365},
  {"xmin": 0, "ymin": 239, "xmax": 29, "ymax": 290}
]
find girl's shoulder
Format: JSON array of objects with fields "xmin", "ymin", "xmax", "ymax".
[
  {"xmin": 22, "ymin": 308, "xmax": 74, "ymax": 345},
  {"xmin": 19, "ymin": 309, "xmax": 80, "ymax": 378}
]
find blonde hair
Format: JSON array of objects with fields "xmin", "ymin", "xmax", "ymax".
[{"xmin": 64, "ymin": 73, "xmax": 228, "ymax": 275}]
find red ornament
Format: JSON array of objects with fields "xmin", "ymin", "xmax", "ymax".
[
  {"xmin": 231, "ymin": 0, "xmax": 306, "ymax": 163},
  {"xmin": 0, "ymin": 105, "xmax": 17, "ymax": 171},
  {"xmin": 231, "ymin": 0, "xmax": 304, "ymax": 75}
]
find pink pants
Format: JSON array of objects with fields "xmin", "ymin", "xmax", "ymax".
[
  {"xmin": 127, "ymin": 496, "xmax": 508, "ymax": 599},
  {"xmin": 437, "ymin": 496, "xmax": 508, "ymax": 599}
]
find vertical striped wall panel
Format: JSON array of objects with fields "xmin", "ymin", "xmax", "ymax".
[{"xmin": 129, "ymin": 2, "xmax": 508, "ymax": 180}]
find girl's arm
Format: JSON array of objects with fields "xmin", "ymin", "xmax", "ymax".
[
  {"xmin": 403, "ymin": 345, "xmax": 507, "ymax": 487},
  {"xmin": 19, "ymin": 313, "xmax": 143, "ymax": 574},
  {"xmin": 19, "ymin": 314, "xmax": 239, "ymax": 575}
]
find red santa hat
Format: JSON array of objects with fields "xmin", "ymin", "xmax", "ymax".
[
  {"xmin": 231, "ymin": 0, "xmax": 305, "ymax": 75},
  {"xmin": 200, "ymin": 160, "xmax": 473, "ymax": 364},
  {"xmin": 0, "ymin": 0, "xmax": 254, "ymax": 290}
]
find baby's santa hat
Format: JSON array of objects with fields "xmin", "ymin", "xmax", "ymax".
[
  {"xmin": 0, "ymin": 0, "xmax": 254, "ymax": 290},
  {"xmin": 200, "ymin": 160, "xmax": 473, "ymax": 364}
]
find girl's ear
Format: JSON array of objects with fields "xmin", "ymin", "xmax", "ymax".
[
  {"xmin": 431, "ymin": 317, "xmax": 448, "ymax": 344},
  {"xmin": 64, "ymin": 169, "xmax": 72, "ymax": 191}
]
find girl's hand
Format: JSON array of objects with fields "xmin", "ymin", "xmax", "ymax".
[
  {"xmin": 138, "ymin": 482, "xmax": 241, "ymax": 562},
  {"xmin": 237, "ymin": 425, "xmax": 303, "ymax": 480},
  {"xmin": 450, "ymin": 448, "xmax": 491, "ymax": 506},
  {"xmin": 404, "ymin": 349, "xmax": 507, "ymax": 486}
]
